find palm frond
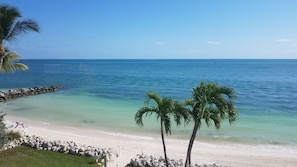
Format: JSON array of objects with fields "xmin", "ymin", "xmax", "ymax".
[
  {"xmin": 0, "ymin": 5, "xmax": 22, "ymax": 40},
  {"xmin": 145, "ymin": 92, "xmax": 162, "ymax": 106},
  {"xmin": 5, "ymin": 19, "xmax": 40, "ymax": 42},
  {"xmin": 174, "ymin": 101, "xmax": 191, "ymax": 126},
  {"xmin": 161, "ymin": 98, "xmax": 175, "ymax": 113},
  {"xmin": 1, "ymin": 52, "xmax": 28, "ymax": 73},
  {"xmin": 163, "ymin": 115, "xmax": 171, "ymax": 135},
  {"xmin": 135, "ymin": 106, "xmax": 157, "ymax": 127},
  {"xmin": 185, "ymin": 99, "xmax": 194, "ymax": 108},
  {"xmin": 203, "ymin": 111, "xmax": 211, "ymax": 127},
  {"xmin": 220, "ymin": 86, "xmax": 237, "ymax": 100},
  {"xmin": 227, "ymin": 103, "xmax": 238, "ymax": 124},
  {"xmin": 210, "ymin": 113, "xmax": 221, "ymax": 129}
]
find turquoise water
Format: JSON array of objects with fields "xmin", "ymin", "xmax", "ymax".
[{"xmin": 0, "ymin": 59, "xmax": 297, "ymax": 145}]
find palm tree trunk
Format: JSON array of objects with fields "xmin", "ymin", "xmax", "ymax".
[
  {"xmin": 0, "ymin": 43, "xmax": 5, "ymax": 69},
  {"xmin": 185, "ymin": 122, "xmax": 199, "ymax": 167},
  {"xmin": 161, "ymin": 120, "xmax": 169, "ymax": 167}
]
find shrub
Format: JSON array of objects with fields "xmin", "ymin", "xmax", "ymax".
[
  {"xmin": 0, "ymin": 112, "xmax": 8, "ymax": 149},
  {"xmin": 6, "ymin": 130, "xmax": 22, "ymax": 140}
]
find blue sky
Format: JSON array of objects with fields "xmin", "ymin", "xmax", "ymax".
[{"xmin": 2, "ymin": 0, "xmax": 297, "ymax": 59}]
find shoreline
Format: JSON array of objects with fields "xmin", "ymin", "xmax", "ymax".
[{"xmin": 4, "ymin": 114, "xmax": 297, "ymax": 167}]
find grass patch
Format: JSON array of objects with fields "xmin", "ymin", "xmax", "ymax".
[{"xmin": 0, "ymin": 145, "xmax": 98, "ymax": 167}]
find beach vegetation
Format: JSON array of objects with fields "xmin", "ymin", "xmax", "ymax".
[
  {"xmin": 135, "ymin": 92, "xmax": 190, "ymax": 167},
  {"xmin": 0, "ymin": 145, "xmax": 97, "ymax": 167},
  {"xmin": 0, "ymin": 4, "xmax": 39, "ymax": 72},
  {"xmin": 184, "ymin": 81, "xmax": 238, "ymax": 167},
  {"xmin": 0, "ymin": 112, "xmax": 7, "ymax": 149},
  {"xmin": 0, "ymin": 112, "xmax": 21, "ymax": 149},
  {"xmin": 6, "ymin": 130, "xmax": 22, "ymax": 140}
]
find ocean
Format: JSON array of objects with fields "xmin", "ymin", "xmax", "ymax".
[{"xmin": 0, "ymin": 59, "xmax": 296, "ymax": 146}]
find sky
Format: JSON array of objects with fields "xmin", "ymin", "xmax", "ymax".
[{"xmin": 1, "ymin": 0, "xmax": 297, "ymax": 59}]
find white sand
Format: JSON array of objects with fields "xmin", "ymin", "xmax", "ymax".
[{"xmin": 4, "ymin": 115, "xmax": 297, "ymax": 167}]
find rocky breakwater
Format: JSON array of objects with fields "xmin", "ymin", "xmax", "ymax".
[
  {"xmin": 126, "ymin": 154, "xmax": 228, "ymax": 167},
  {"xmin": 3, "ymin": 135, "xmax": 117, "ymax": 162},
  {"xmin": 0, "ymin": 86, "xmax": 63, "ymax": 102}
]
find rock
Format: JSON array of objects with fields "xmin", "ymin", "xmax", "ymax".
[
  {"xmin": 0, "ymin": 85, "xmax": 63, "ymax": 102},
  {"xmin": 126, "ymin": 154, "xmax": 230, "ymax": 167}
]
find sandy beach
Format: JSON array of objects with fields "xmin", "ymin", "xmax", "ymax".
[{"xmin": 4, "ymin": 115, "xmax": 297, "ymax": 167}]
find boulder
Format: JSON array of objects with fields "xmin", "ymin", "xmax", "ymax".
[{"xmin": 0, "ymin": 85, "xmax": 63, "ymax": 102}]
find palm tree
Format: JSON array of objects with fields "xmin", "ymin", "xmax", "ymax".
[
  {"xmin": 0, "ymin": 4, "xmax": 39, "ymax": 70},
  {"xmin": 135, "ymin": 92, "xmax": 190, "ymax": 167},
  {"xmin": 0, "ymin": 50, "xmax": 28, "ymax": 73},
  {"xmin": 184, "ymin": 82, "xmax": 238, "ymax": 167}
]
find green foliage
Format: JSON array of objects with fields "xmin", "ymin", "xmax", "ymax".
[
  {"xmin": 134, "ymin": 82, "xmax": 239, "ymax": 167},
  {"xmin": 135, "ymin": 92, "xmax": 190, "ymax": 135},
  {"xmin": 0, "ymin": 4, "xmax": 39, "ymax": 73},
  {"xmin": 6, "ymin": 130, "xmax": 21, "ymax": 140},
  {"xmin": 135, "ymin": 92, "xmax": 190, "ymax": 167},
  {"xmin": 184, "ymin": 81, "xmax": 238, "ymax": 167},
  {"xmin": 0, "ymin": 112, "xmax": 21, "ymax": 149},
  {"xmin": 0, "ymin": 112, "xmax": 7, "ymax": 149},
  {"xmin": 0, "ymin": 145, "xmax": 97, "ymax": 167},
  {"xmin": 189, "ymin": 81, "xmax": 238, "ymax": 128},
  {"xmin": 0, "ymin": 4, "xmax": 40, "ymax": 42},
  {"xmin": 0, "ymin": 52, "xmax": 28, "ymax": 73}
]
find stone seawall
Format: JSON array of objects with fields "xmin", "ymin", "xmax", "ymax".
[
  {"xmin": 0, "ymin": 86, "xmax": 63, "ymax": 102},
  {"xmin": 3, "ymin": 136, "xmax": 222, "ymax": 167},
  {"xmin": 3, "ymin": 135, "xmax": 115, "ymax": 162}
]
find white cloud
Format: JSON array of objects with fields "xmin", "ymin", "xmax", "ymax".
[
  {"xmin": 276, "ymin": 39, "xmax": 295, "ymax": 42},
  {"xmin": 207, "ymin": 41, "xmax": 221, "ymax": 45}
]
